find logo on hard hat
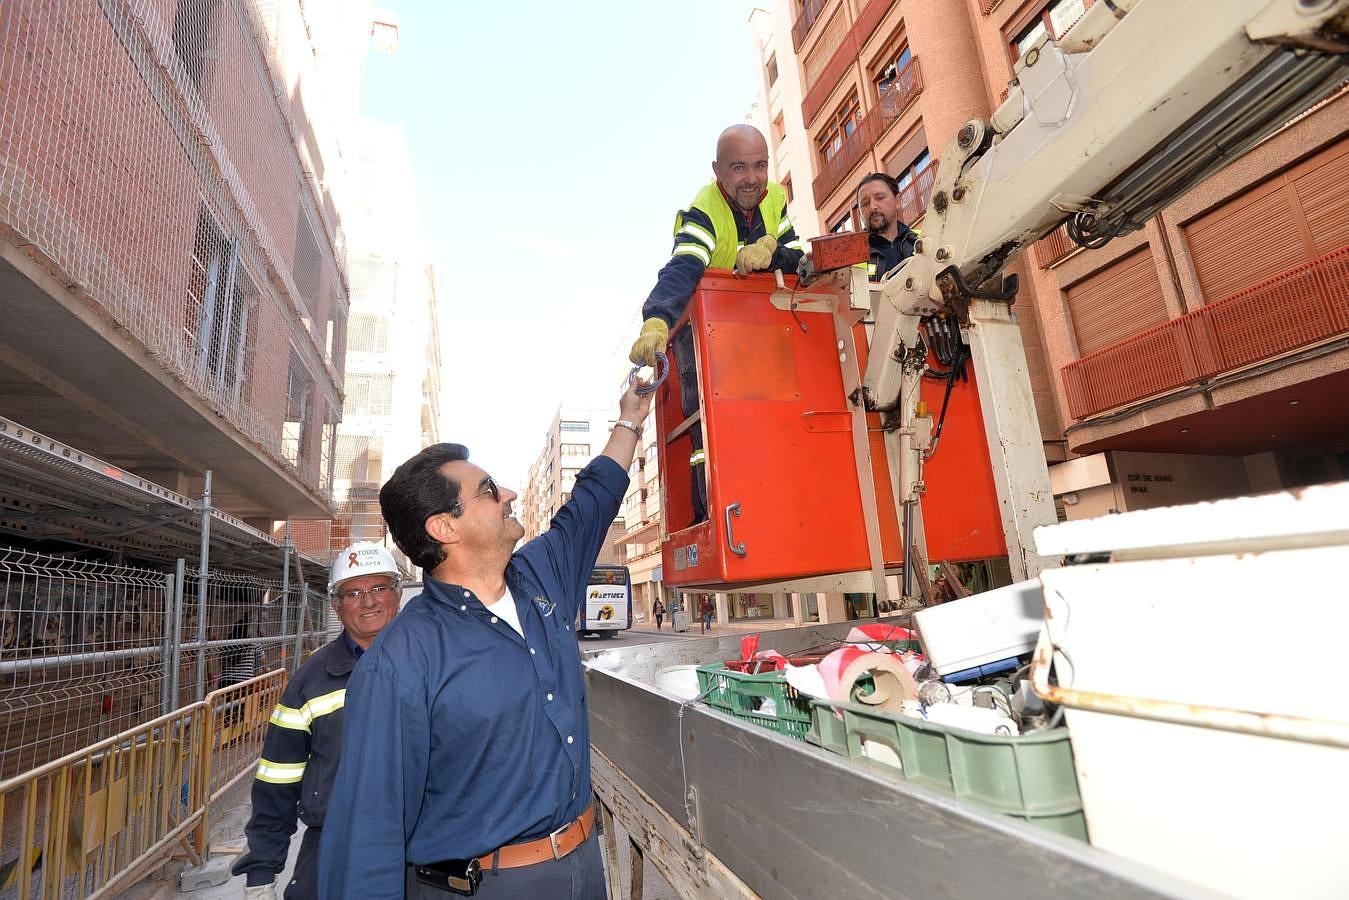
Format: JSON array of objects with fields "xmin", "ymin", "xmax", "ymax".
[{"xmin": 348, "ymin": 552, "xmax": 359, "ymax": 567}]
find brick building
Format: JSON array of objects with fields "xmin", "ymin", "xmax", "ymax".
[
  {"xmin": 0, "ymin": 0, "xmax": 369, "ymax": 526},
  {"xmin": 760, "ymin": 0, "xmax": 1349, "ymax": 518}
]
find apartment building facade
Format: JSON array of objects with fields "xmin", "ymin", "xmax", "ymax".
[
  {"xmin": 0, "ymin": 0, "xmax": 372, "ymax": 526},
  {"xmin": 296, "ymin": 119, "xmax": 444, "ymax": 560},
  {"xmin": 749, "ymin": 4, "xmax": 824, "ymax": 238},
  {"xmin": 767, "ymin": 0, "xmax": 1349, "ymax": 520},
  {"xmin": 609, "ymin": 407, "xmax": 666, "ymax": 625},
  {"xmin": 521, "ymin": 406, "xmax": 625, "ymax": 568}
]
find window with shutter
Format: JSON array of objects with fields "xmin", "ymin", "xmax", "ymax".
[
  {"xmin": 1185, "ymin": 139, "xmax": 1349, "ymax": 302},
  {"xmin": 1065, "ymin": 248, "xmax": 1168, "ymax": 356}
]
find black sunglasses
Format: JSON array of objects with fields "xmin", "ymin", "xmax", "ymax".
[{"xmin": 449, "ymin": 476, "xmax": 501, "ymax": 517}]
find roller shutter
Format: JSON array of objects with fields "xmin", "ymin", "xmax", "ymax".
[{"xmin": 1066, "ymin": 247, "xmax": 1168, "ymax": 355}]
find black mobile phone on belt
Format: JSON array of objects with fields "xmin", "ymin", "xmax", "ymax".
[{"xmin": 414, "ymin": 858, "xmax": 482, "ymax": 896}]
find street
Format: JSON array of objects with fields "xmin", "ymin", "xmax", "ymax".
[{"xmin": 579, "ymin": 628, "xmax": 693, "ymax": 649}]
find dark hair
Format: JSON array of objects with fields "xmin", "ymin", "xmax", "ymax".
[
  {"xmin": 379, "ymin": 443, "xmax": 470, "ymax": 572},
  {"xmin": 857, "ymin": 172, "xmax": 899, "ymax": 196}
]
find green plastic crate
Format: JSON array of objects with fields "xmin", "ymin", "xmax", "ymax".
[
  {"xmin": 808, "ymin": 699, "xmax": 1089, "ymax": 841},
  {"xmin": 695, "ymin": 664, "xmax": 814, "ymax": 739}
]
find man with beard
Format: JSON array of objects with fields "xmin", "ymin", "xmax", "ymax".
[
  {"xmin": 628, "ymin": 124, "xmax": 804, "ymax": 525},
  {"xmin": 857, "ymin": 172, "xmax": 920, "ymax": 283}
]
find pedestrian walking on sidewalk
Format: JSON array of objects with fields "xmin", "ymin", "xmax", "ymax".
[
  {"xmin": 653, "ymin": 598, "xmax": 665, "ymax": 630},
  {"xmin": 699, "ymin": 595, "xmax": 714, "ymax": 634},
  {"xmin": 230, "ymin": 542, "xmax": 402, "ymax": 900}
]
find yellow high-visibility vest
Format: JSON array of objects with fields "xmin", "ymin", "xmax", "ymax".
[{"xmin": 674, "ymin": 182, "xmax": 789, "ymax": 269}]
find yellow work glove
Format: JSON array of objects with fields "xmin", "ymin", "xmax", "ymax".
[
  {"xmin": 734, "ymin": 234, "xmax": 777, "ymax": 275},
  {"xmin": 628, "ymin": 317, "xmax": 669, "ymax": 367}
]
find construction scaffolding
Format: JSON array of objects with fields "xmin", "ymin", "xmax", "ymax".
[
  {"xmin": 0, "ymin": 0, "xmax": 349, "ymax": 500},
  {"xmin": 0, "ymin": 416, "xmax": 329, "ymax": 783}
]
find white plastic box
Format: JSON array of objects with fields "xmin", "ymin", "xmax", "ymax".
[
  {"xmin": 1033, "ymin": 483, "xmax": 1349, "ymax": 900},
  {"xmin": 912, "ymin": 579, "xmax": 1043, "ymax": 677}
]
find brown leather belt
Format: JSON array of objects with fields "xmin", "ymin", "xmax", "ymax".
[{"xmin": 478, "ymin": 803, "xmax": 595, "ymax": 870}]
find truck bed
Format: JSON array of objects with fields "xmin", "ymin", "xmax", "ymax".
[{"xmin": 584, "ymin": 623, "xmax": 1205, "ymax": 900}]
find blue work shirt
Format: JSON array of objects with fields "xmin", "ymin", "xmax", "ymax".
[{"xmin": 317, "ymin": 456, "xmax": 628, "ymax": 899}]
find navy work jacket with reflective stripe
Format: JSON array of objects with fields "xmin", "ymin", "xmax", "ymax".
[{"xmin": 317, "ymin": 456, "xmax": 628, "ymax": 900}]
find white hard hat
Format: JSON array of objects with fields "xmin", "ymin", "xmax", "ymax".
[{"xmin": 328, "ymin": 542, "xmax": 401, "ymax": 595}]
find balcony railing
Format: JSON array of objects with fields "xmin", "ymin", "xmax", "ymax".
[
  {"xmin": 1032, "ymin": 224, "xmax": 1076, "ymax": 268},
  {"xmin": 1061, "ymin": 245, "xmax": 1349, "ymax": 419},
  {"xmin": 812, "ymin": 58, "xmax": 924, "ymax": 203},
  {"xmin": 897, "ymin": 162, "xmax": 938, "ymax": 228},
  {"xmin": 792, "ymin": 0, "xmax": 828, "ymax": 51},
  {"xmin": 802, "ymin": 0, "xmax": 892, "ymax": 124}
]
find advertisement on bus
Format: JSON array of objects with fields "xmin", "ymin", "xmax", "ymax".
[{"xmin": 581, "ymin": 566, "xmax": 632, "ymax": 636}]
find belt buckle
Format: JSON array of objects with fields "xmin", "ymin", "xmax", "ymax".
[{"xmin": 547, "ymin": 819, "xmax": 573, "ymax": 861}]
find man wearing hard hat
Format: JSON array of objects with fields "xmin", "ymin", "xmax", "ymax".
[{"xmin": 230, "ymin": 541, "xmax": 402, "ymax": 899}]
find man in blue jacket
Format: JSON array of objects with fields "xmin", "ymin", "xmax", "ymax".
[{"xmin": 318, "ymin": 380, "xmax": 652, "ymax": 899}]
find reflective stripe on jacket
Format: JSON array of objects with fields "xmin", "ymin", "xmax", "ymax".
[{"xmin": 675, "ymin": 181, "xmax": 789, "ymax": 269}]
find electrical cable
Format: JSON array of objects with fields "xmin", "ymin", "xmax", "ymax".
[{"xmin": 627, "ymin": 352, "xmax": 668, "ymax": 396}]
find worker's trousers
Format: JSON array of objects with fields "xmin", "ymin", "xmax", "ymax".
[
  {"xmin": 282, "ymin": 826, "xmax": 321, "ymax": 900},
  {"xmin": 673, "ymin": 325, "xmax": 708, "ymax": 526}
]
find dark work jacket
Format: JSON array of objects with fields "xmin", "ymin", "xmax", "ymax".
[
  {"xmin": 232, "ymin": 635, "xmax": 358, "ymax": 887},
  {"xmin": 868, "ymin": 225, "xmax": 920, "ymax": 282}
]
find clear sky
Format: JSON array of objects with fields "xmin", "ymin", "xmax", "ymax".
[{"xmin": 359, "ymin": 0, "xmax": 765, "ymax": 488}]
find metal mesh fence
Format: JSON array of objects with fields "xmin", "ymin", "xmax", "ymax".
[
  {"xmin": 0, "ymin": 0, "xmax": 347, "ymax": 497},
  {"xmin": 0, "ymin": 551, "xmax": 170, "ymax": 784},
  {"xmin": 0, "ymin": 548, "xmax": 325, "ymax": 782}
]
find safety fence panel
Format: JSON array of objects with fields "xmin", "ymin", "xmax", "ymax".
[
  {"xmin": 0, "ymin": 551, "xmax": 170, "ymax": 783},
  {"xmin": 1, "ymin": 547, "xmax": 327, "ymax": 783},
  {"xmin": 0, "ymin": 702, "xmax": 208, "ymax": 900},
  {"xmin": 196, "ymin": 671, "xmax": 285, "ymax": 855},
  {"xmin": 1062, "ymin": 245, "xmax": 1349, "ymax": 418}
]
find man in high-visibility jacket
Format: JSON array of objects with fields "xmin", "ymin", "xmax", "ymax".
[
  {"xmin": 629, "ymin": 124, "xmax": 804, "ymax": 525},
  {"xmin": 229, "ymin": 542, "xmax": 402, "ymax": 900}
]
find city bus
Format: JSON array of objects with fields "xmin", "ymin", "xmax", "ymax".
[{"xmin": 579, "ymin": 565, "xmax": 632, "ymax": 637}]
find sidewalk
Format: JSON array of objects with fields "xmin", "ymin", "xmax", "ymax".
[
  {"xmin": 149, "ymin": 803, "xmax": 675, "ymax": 899},
  {"xmin": 629, "ymin": 615, "xmax": 801, "ymax": 636}
]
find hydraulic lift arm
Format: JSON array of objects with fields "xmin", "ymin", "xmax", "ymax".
[{"xmin": 859, "ymin": 0, "xmax": 1349, "ymax": 582}]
